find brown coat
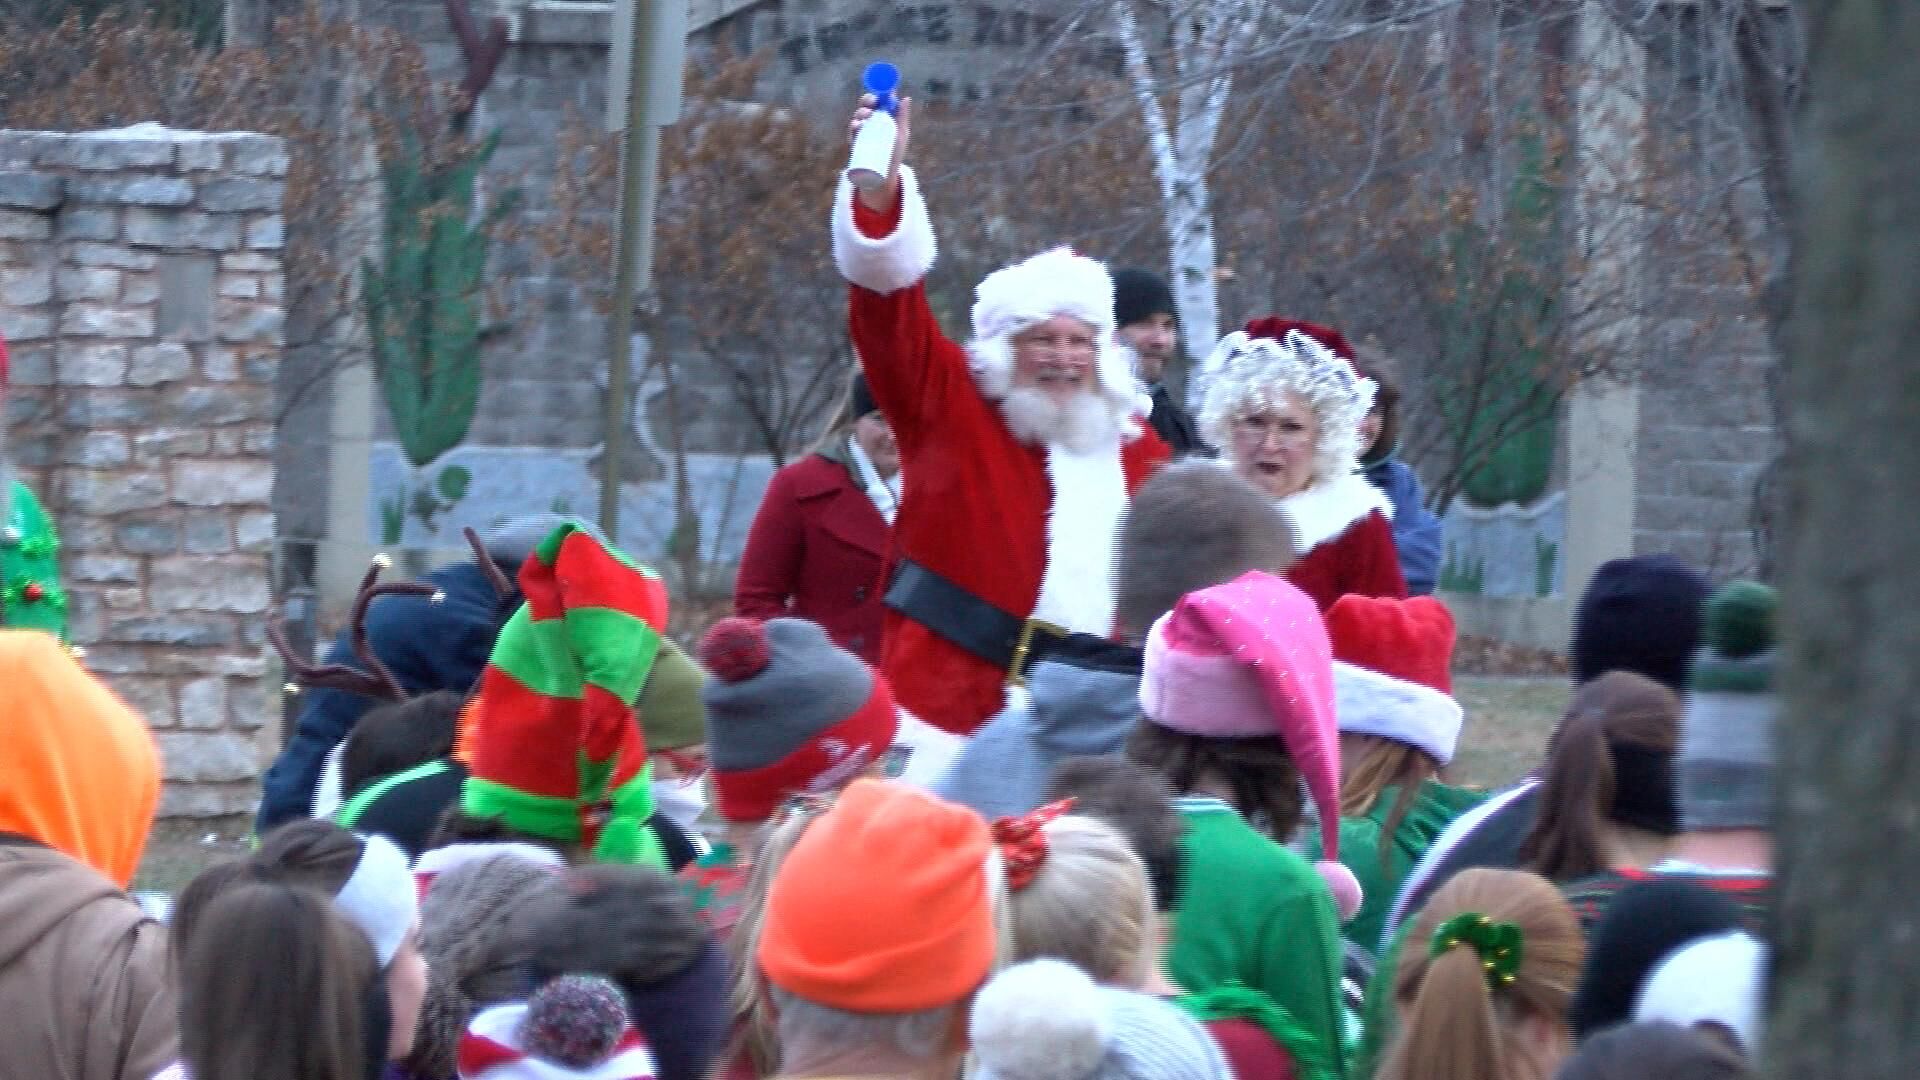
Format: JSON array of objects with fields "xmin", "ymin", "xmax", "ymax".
[{"xmin": 0, "ymin": 837, "xmax": 177, "ymax": 1080}]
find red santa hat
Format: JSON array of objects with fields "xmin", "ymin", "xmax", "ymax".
[
  {"xmin": 1326, "ymin": 595, "xmax": 1462, "ymax": 766},
  {"xmin": 1137, "ymin": 571, "xmax": 1361, "ymax": 920},
  {"xmin": 965, "ymin": 246, "xmax": 1142, "ymax": 425}
]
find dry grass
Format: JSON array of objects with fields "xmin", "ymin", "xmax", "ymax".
[{"xmin": 1450, "ymin": 676, "xmax": 1569, "ymax": 790}]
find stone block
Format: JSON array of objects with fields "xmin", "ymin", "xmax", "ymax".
[
  {"xmin": 124, "ymin": 209, "xmax": 239, "ymax": 251},
  {"xmin": 218, "ymin": 273, "xmax": 259, "ymax": 299},
  {"xmin": 116, "ymin": 514, "xmax": 181, "ymax": 554},
  {"xmin": 0, "ymin": 209, "xmax": 52, "ymax": 239},
  {"xmin": 0, "ymin": 310, "xmax": 52, "ymax": 341},
  {"xmin": 228, "ymin": 678, "xmax": 270, "ymax": 730},
  {"xmin": 61, "ymin": 431, "xmax": 132, "ymax": 469},
  {"xmin": 58, "ymin": 516, "xmax": 115, "ymax": 553},
  {"xmin": 177, "ymin": 676, "xmax": 228, "ymax": 729},
  {"xmin": 146, "ymin": 651, "xmax": 267, "ymax": 678},
  {"xmin": 220, "ymin": 251, "xmax": 276, "ymax": 272},
  {"xmin": 62, "ymin": 390, "xmax": 155, "ymax": 427},
  {"xmin": 235, "ymin": 510, "xmax": 275, "ymax": 550},
  {"xmin": 183, "ymin": 513, "xmax": 233, "ymax": 554},
  {"xmin": 170, "ymin": 385, "xmax": 270, "ymax": 426},
  {"xmin": 102, "ymin": 587, "xmax": 144, "ymax": 610},
  {"xmin": 62, "ymin": 469, "xmax": 167, "ymax": 514},
  {"xmin": 260, "ymin": 271, "xmax": 284, "ymax": 300},
  {"xmin": 109, "ymin": 676, "xmax": 173, "ymax": 725},
  {"xmin": 157, "ymin": 731, "xmax": 259, "ymax": 783},
  {"xmin": 159, "ymin": 782, "xmax": 257, "ymax": 818},
  {"xmin": 56, "ymin": 342, "xmax": 128, "ymax": 386},
  {"xmin": 227, "ymin": 139, "xmax": 291, "ymax": 178},
  {"xmin": 62, "ymin": 135, "xmax": 176, "ymax": 171},
  {"xmin": 245, "ymin": 215, "xmax": 284, "ymax": 249},
  {"xmin": 241, "ymin": 425, "xmax": 275, "ymax": 453},
  {"xmin": 56, "ymin": 208, "xmax": 119, "ymax": 241},
  {"xmin": 64, "ymin": 588, "xmax": 105, "ymax": 642},
  {"xmin": 243, "ymin": 355, "xmax": 277, "ymax": 383},
  {"xmin": 215, "ymin": 298, "xmax": 284, "ymax": 343},
  {"xmin": 4, "ymin": 344, "xmax": 52, "ymax": 385},
  {"xmin": 68, "ymin": 553, "xmax": 141, "ymax": 584},
  {"xmin": 106, "ymin": 615, "xmax": 235, "ymax": 648},
  {"xmin": 0, "ymin": 266, "xmax": 51, "ymax": 305},
  {"xmin": 0, "ymin": 171, "xmax": 62, "ymax": 210},
  {"xmin": 121, "ymin": 273, "xmax": 159, "ymax": 304},
  {"xmin": 69, "ymin": 242, "xmax": 156, "ymax": 269},
  {"xmin": 60, "ymin": 304, "xmax": 155, "ymax": 338},
  {"xmin": 173, "ymin": 459, "xmax": 273, "ymax": 505},
  {"xmin": 133, "ymin": 427, "xmax": 210, "ymax": 459},
  {"xmin": 66, "ymin": 176, "xmax": 195, "ymax": 207},
  {"xmin": 149, "ymin": 557, "xmax": 270, "ymax": 613},
  {"xmin": 175, "ymin": 139, "xmax": 223, "ymax": 172},
  {"xmin": 201, "ymin": 345, "xmax": 240, "ymax": 381},
  {"xmin": 128, "ymin": 342, "xmax": 193, "ymax": 386},
  {"xmin": 75, "ymin": 644, "xmax": 148, "ymax": 675},
  {"xmin": 210, "ymin": 430, "xmax": 241, "ymax": 455},
  {"xmin": 156, "ymin": 253, "xmax": 216, "ymax": 342},
  {"xmin": 200, "ymin": 178, "xmax": 280, "ymax": 212},
  {"xmin": 56, "ymin": 267, "xmax": 119, "ymax": 302}
]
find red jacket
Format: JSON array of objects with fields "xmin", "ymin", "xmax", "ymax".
[
  {"xmin": 1276, "ymin": 472, "xmax": 1409, "ymax": 611},
  {"xmin": 734, "ymin": 445, "xmax": 891, "ymax": 663},
  {"xmin": 839, "ymin": 181, "xmax": 1169, "ymax": 734}
]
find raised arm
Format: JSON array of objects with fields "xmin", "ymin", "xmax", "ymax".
[{"xmin": 831, "ymin": 97, "xmax": 970, "ymax": 445}]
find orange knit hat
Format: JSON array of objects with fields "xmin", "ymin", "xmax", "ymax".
[
  {"xmin": 757, "ymin": 779, "xmax": 996, "ymax": 1013},
  {"xmin": 0, "ymin": 631, "xmax": 160, "ymax": 886}
]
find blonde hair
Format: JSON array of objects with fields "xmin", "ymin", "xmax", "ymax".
[
  {"xmin": 1007, "ymin": 815, "xmax": 1158, "ymax": 989},
  {"xmin": 1341, "ymin": 734, "xmax": 1445, "ymax": 873},
  {"xmin": 1380, "ymin": 869, "xmax": 1585, "ymax": 1080}
]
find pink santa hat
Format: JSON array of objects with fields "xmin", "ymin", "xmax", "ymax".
[{"xmin": 1138, "ymin": 571, "xmax": 1363, "ymax": 921}]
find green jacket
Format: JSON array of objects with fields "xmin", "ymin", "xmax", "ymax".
[
  {"xmin": 2, "ymin": 481, "xmax": 66, "ymax": 638},
  {"xmin": 1169, "ymin": 796, "xmax": 1349, "ymax": 1080},
  {"xmin": 1308, "ymin": 779, "xmax": 1487, "ymax": 956}
]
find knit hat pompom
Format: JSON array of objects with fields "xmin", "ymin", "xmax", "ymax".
[
  {"xmin": 1703, "ymin": 581, "xmax": 1776, "ymax": 659},
  {"xmin": 972, "ymin": 959, "xmax": 1112, "ymax": 1080},
  {"xmin": 699, "ymin": 618, "xmax": 772, "ymax": 682},
  {"xmin": 522, "ymin": 975, "xmax": 631, "ymax": 1069},
  {"xmin": 1315, "ymin": 859, "xmax": 1363, "ymax": 923}
]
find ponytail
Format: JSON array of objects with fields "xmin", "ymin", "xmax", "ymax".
[
  {"xmin": 1384, "ymin": 940, "xmax": 1504, "ymax": 1080},
  {"xmin": 1520, "ymin": 672, "xmax": 1681, "ymax": 882}
]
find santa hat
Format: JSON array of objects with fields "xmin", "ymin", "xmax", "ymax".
[
  {"xmin": 1332, "ymin": 663, "xmax": 1463, "ymax": 767},
  {"xmin": 1326, "ymin": 595, "xmax": 1462, "ymax": 764},
  {"xmin": 459, "ymin": 976, "xmax": 657, "ymax": 1080},
  {"xmin": 966, "ymin": 246, "xmax": 1140, "ymax": 421},
  {"xmin": 1191, "ymin": 321, "xmax": 1375, "ymax": 484},
  {"xmin": 1137, "ymin": 571, "xmax": 1361, "ymax": 920},
  {"xmin": 971, "ymin": 959, "xmax": 1233, "ymax": 1080},
  {"xmin": 758, "ymin": 779, "xmax": 997, "ymax": 1013},
  {"xmin": 461, "ymin": 523, "xmax": 670, "ymax": 866},
  {"xmin": 698, "ymin": 616, "xmax": 900, "ymax": 823}
]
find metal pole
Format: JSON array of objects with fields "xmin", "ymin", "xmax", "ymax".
[{"xmin": 599, "ymin": 0, "xmax": 671, "ymax": 538}]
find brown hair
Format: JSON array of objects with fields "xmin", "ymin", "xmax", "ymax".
[
  {"xmin": 341, "ymin": 690, "xmax": 464, "ymax": 800},
  {"xmin": 179, "ymin": 879, "xmax": 378, "ymax": 1080},
  {"xmin": 1555, "ymin": 1022, "xmax": 1751, "ymax": 1080},
  {"xmin": 1519, "ymin": 672, "xmax": 1682, "ymax": 882},
  {"xmin": 430, "ymin": 805, "xmax": 586, "ymax": 862},
  {"xmin": 1126, "ymin": 721, "xmax": 1304, "ymax": 841},
  {"xmin": 728, "ymin": 801, "xmax": 832, "ymax": 1078},
  {"xmin": 1349, "ymin": 344, "xmax": 1401, "ymax": 462},
  {"xmin": 1380, "ymin": 869, "xmax": 1585, "ymax": 1080},
  {"xmin": 1114, "ymin": 460, "xmax": 1297, "ymax": 640},
  {"xmin": 1340, "ymin": 735, "xmax": 1444, "ymax": 874},
  {"xmin": 1045, "ymin": 755, "xmax": 1186, "ymax": 913},
  {"xmin": 171, "ymin": 819, "xmax": 367, "ymax": 967}
]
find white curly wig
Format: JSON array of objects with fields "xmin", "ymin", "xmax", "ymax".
[{"xmin": 1195, "ymin": 329, "xmax": 1378, "ymax": 487}]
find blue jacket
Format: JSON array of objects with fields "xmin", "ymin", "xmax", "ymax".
[
  {"xmin": 1364, "ymin": 456, "xmax": 1442, "ymax": 596},
  {"xmin": 255, "ymin": 560, "xmax": 510, "ymax": 832}
]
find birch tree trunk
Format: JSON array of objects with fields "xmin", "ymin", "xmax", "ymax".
[{"xmin": 1771, "ymin": 3, "xmax": 1920, "ymax": 1076}]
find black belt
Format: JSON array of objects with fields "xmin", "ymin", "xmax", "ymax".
[{"xmin": 884, "ymin": 558, "xmax": 1070, "ymax": 685}]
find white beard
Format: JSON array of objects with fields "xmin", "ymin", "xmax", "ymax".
[{"xmin": 997, "ymin": 386, "xmax": 1122, "ymax": 454}]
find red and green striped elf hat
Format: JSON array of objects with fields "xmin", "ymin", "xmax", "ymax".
[{"xmin": 461, "ymin": 523, "xmax": 670, "ymax": 867}]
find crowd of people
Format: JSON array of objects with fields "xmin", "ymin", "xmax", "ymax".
[{"xmin": 0, "ymin": 94, "xmax": 1775, "ymax": 1080}]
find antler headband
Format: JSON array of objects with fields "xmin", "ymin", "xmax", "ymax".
[{"xmin": 267, "ymin": 556, "xmax": 442, "ymax": 702}]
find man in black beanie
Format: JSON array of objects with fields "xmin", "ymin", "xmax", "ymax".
[{"xmin": 1112, "ymin": 268, "xmax": 1206, "ymax": 456}]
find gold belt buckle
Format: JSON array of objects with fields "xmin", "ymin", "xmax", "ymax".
[{"xmin": 1008, "ymin": 618, "xmax": 1067, "ymax": 687}]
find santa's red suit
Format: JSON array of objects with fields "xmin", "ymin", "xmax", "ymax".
[
  {"xmin": 833, "ymin": 167, "xmax": 1170, "ymax": 735},
  {"xmin": 1277, "ymin": 471, "xmax": 1408, "ymax": 610}
]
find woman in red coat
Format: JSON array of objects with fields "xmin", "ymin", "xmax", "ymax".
[
  {"xmin": 1193, "ymin": 318, "xmax": 1407, "ymax": 610},
  {"xmin": 733, "ymin": 376, "xmax": 898, "ymax": 663}
]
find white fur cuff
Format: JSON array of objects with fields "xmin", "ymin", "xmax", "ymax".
[
  {"xmin": 1332, "ymin": 660, "xmax": 1463, "ymax": 765},
  {"xmin": 832, "ymin": 164, "xmax": 937, "ymax": 294}
]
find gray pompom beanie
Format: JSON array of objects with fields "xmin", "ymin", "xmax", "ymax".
[{"xmin": 972, "ymin": 959, "xmax": 1234, "ymax": 1080}]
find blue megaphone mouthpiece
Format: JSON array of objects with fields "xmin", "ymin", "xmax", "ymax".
[{"xmin": 864, "ymin": 62, "xmax": 900, "ymax": 113}]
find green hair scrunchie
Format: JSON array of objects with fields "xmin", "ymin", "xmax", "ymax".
[{"xmin": 1429, "ymin": 911, "xmax": 1524, "ymax": 989}]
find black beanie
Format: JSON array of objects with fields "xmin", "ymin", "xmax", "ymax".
[
  {"xmin": 1112, "ymin": 268, "xmax": 1175, "ymax": 329},
  {"xmin": 1570, "ymin": 556, "xmax": 1710, "ymax": 695},
  {"xmin": 849, "ymin": 373, "xmax": 878, "ymax": 420},
  {"xmin": 1568, "ymin": 876, "xmax": 1745, "ymax": 1042}
]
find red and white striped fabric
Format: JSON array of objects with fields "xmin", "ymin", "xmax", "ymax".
[{"xmin": 457, "ymin": 1002, "xmax": 657, "ymax": 1080}]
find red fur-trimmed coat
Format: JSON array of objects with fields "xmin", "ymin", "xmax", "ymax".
[{"xmin": 835, "ymin": 171, "xmax": 1169, "ymax": 734}]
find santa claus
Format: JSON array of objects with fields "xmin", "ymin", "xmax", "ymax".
[{"xmin": 835, "ymin": 96, "xmax": 1170, "ymax": 735}]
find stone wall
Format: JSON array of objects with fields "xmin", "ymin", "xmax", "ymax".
[{"xmin": 0, "ymin": 124, "xmax": 286, "ymax": 817}]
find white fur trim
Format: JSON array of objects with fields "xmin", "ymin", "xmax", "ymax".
[
  {"xmin": 1139, "ymin": 615, "xmax": 1272, "ymax": 737},
  {"xmin": 413, "ymin": 841, "xmax": 566, "ymax": 881},
  {"xmin": 1279, "ymin": 471, "xmax": 1394, "ymax": 555},
  {"xmin": 465, "ymin": 1003, "xmax": 659, "ymax": 1080},
  {"xmin": 334, "ymin": 833, "xmax": 418, "ymax": 967},
  {"xmin": 971, "ymin": 247, "xmax": 1115, "ymax": 341},
  {"xmin": 972, "ymin": 960, "xmax": 1112, "ymax": 1080},
  {"xmin": 831, "ymin": 165, "xmax": 936, "ymax": 294},
  {"xmin": 1332, "ymin": 661, "xmax": 1463, "ymax": 765},
  {"xmin": 1634, "ymin": 931, "xmax": 1767, "ymax": 1054},
  {"xmin": 1029, "ymin": 438, "xmax": 1128, "ymax": 636}
]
